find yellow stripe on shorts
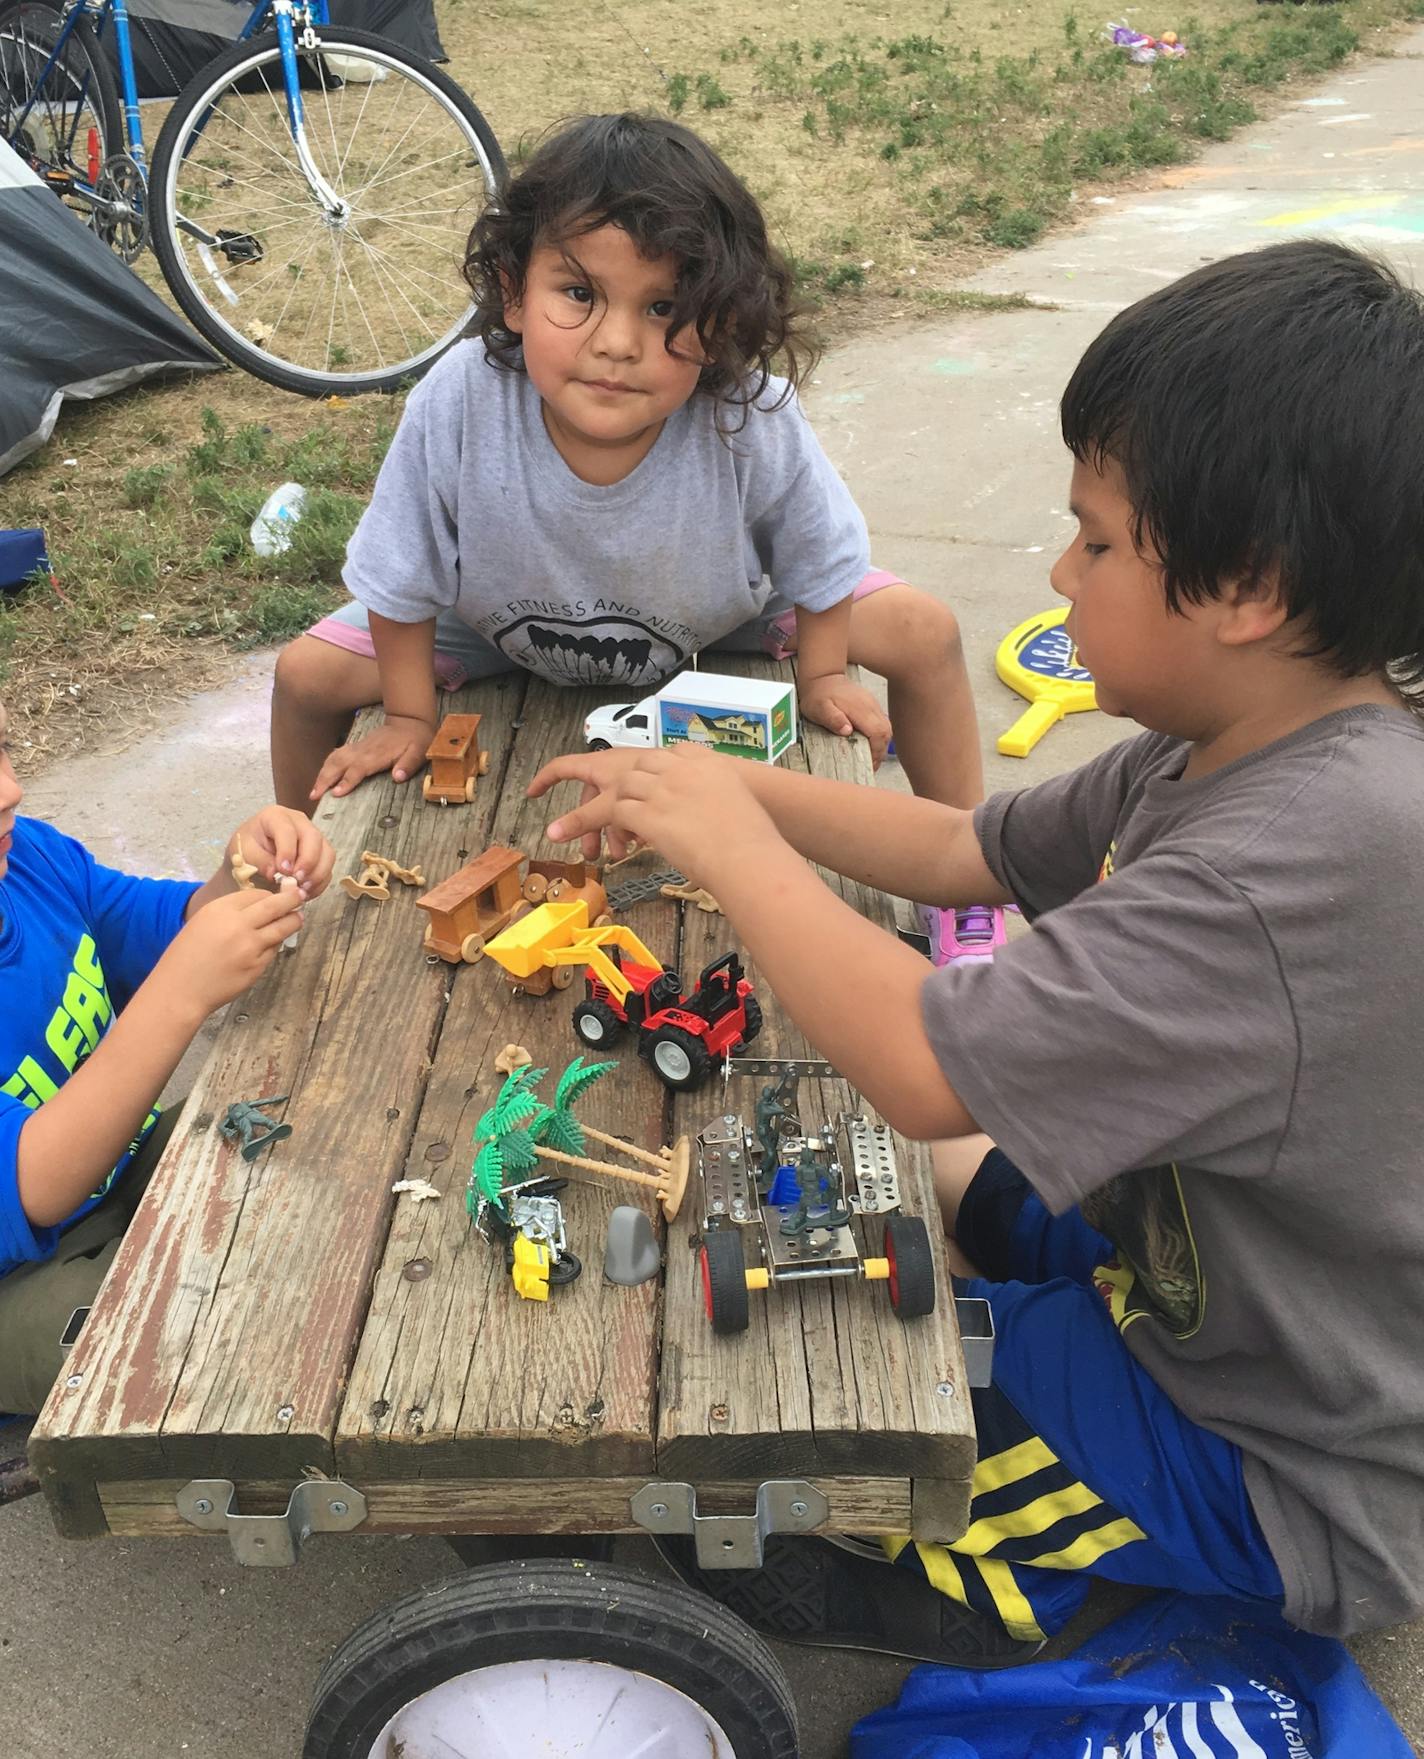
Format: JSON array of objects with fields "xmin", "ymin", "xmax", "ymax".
[
  {"xmin": 954, "ymin": 1479, "xmax": 1106, "ymax": 1557},
  {"xmin": 1018, "ymin": 1514, "xmax": 1147, "ymax": 1572},
  {"xmin": 973, "ymin": 1435, "xmax": 1059, "ymax": 1495}
]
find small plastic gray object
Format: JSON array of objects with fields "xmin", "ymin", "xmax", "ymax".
[
  {"xmin": 606, "ymin": 868, "xmax": 685, "ymax": 911},
  {"xmin": 604, "ymin": 1205, "xmax": 662, "ymax": 1285}
]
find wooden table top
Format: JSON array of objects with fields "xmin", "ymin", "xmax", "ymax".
[{"xmin": 31, "ymin": 661, "xmax": 976, "ymax": 1549}]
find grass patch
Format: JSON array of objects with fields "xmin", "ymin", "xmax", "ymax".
[
  {"xmin": 0, "ymin": 387, "xmax": 396, "ymax": 753},
  {"xmin": 682, "ymin": 5, "xmax": 1368, "ymax": 269}
]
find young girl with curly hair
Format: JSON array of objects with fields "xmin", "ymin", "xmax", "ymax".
[{"xmin": 270, "ymin": 111, "xmax": 985, "ymax": 882}]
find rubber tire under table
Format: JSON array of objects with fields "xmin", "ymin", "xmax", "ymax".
[{"xmin": 304, "ymin": 1556, "xmax": 800, "ymax": 1758}]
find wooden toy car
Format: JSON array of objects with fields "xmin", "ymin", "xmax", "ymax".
[
  {"xmin": 417, "ymin": 846, "xmax": 527, "ymax": 963},
  {"xmin": 423, "ymin": 712, "xmax": 491, "ymax": 805},
  {"xmin": 522, "ymin": 857, "xmax": 610, "ymax": 923}
]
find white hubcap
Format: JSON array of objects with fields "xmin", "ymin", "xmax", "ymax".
[
  {"xmin": 365, "ymin": 1657, "xmax": 737, "ymax": 1757},
  {"xmin": 654, "ymin": 1041, "xmax": 692, "ymax": 1083},
  {"xmin": 579, "ymin": 1014, "xmax": 607, "ymax": 1043}
]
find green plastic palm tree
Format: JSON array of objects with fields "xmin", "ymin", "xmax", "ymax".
[
  {"xmin": 468, "ymin": 1055, "xmax": 685, "ymax": 1223},
  {"xmin": 530, "ymin": 1055, "xmax": 616, "ymax": 1156},
  {"xmin": 469, "ymin": 1064, "xmax": 547, "ymax": 1216}
]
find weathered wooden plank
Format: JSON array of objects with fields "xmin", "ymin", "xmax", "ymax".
[
  {"xmin": 910, "ymin": 1476, "xmax": 973, "ymax": 1543},
  {"xmin": 335, "ymin": 682, "xmax": 673, "ymax": 1480},
  {"xmin": 31, "ymin": 675, "xmax": 527, "ymax": 1518},
  {"xmin": 659, "ymin": 658, "xmax": 976, "ymax": 1491},
  {"xmin": 98, "ymin": 1473, "xmax": 917, "ymax": 1538}
]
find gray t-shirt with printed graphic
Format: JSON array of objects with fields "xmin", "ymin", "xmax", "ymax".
[
  {"xmin": 341, "ymin": 341, "xmax": 870, "ymax": 688},
  {"xmin": 921, "ymin": 705, "xmax": 1424, "ymax": 1638}
]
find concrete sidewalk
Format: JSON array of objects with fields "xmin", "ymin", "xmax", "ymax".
[{"xmin": 6, "ymin": 32, "xmax": 1424, "ymax": 1756}]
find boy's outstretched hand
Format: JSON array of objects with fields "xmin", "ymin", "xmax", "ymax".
[
  {"xmin": 310, "ymin": 715, "xmax": 435, "ymax": 803},
  {"xmin": 798, "ymin": 672, "xmax": 892, "ymax": 768},
  {"xmin": 157, "ymin": 888, "xmax": 306, "ymax": 1021},
  {"xmin": 531, "ymin": 745, "xmax": 781, "ymax": 879},
  {"xmin": 229, "ymin": 804, "xmax": 336, "ymax": 898}
]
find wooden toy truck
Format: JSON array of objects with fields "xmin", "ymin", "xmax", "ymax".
[
  {"xmin": 423, "ymin": 713, "xmax": 491, "ymax": 805},
  {"xmin": 417, "ymin": 846, "xmax": 527, "ymax": 963}
]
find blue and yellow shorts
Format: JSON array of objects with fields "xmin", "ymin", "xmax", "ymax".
[{"xmin": 891, "ymin": 1150, "xmax": 1285, "ymax": 1641}]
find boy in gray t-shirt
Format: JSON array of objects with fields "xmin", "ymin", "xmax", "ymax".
[{"xmin": 530, "ymin": 239, "xmax": 1424, "ymax": 1664}]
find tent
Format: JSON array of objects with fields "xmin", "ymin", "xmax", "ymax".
[
  {"xmin": 100, "ymin": 0, "xmax": 447, "ymax": 99},
  {"xmin": 0, "ymin": 139, "xmax": 220, "ymax": 477}
]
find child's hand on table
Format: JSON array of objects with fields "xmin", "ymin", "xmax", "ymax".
[
  {"xmin": 798, "ymin": 672, "xmax": 892, "ymax": 767},
  {"xmin": 531, "ymin": 744, "xmax": 781, "ymax": 880},
  {"xmin": 309, "ymin": 715, "xmax": 435, "ymax": 803},
  {"xmin": 230, "ymin": 805, "xmax": 336, "ymax": 898}
]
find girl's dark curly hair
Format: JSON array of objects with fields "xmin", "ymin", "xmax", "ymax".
[{"xmin": 463, "ymin": 112, "xmax": 815, "ymax": 419}]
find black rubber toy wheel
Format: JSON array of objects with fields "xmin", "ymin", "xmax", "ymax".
[
  {"xmin": 305, "ymin": 1558, "xmax": 799, "ymax": 1758},
  {"xmin": 572, "ymin": 998, "xmax": 623, "ymax": 1049},
  {"xmin": 737, "ymin": 993, "xmax": 764, "ymax": 1049},
  {"xmin": 647, "ymin": 1024, "xmax": 712, "ymax": 1091},
  {"xmin": 885, "ymin": 1213, "xmax": 937, "ymax": 1319},
  {"xmin": 702, "ymin": 1226, "xmax": 751, "ymax": 1334},
  {"xmin": 587, "ymin": 738, "xmax": 612, "ymax": 750}
]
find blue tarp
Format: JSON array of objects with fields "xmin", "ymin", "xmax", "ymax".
[{"xmin": 852, "ymin": 1593, "xmax": 1411, "ymax": 1759}]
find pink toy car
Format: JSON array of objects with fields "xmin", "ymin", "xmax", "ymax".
[{"xmin": 919, "ymin": 904, "xmax": 1008, "ymax": 967}]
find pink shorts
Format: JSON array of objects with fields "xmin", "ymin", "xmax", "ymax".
[
  {"xmin": 307, "ymin": 569, "xmax": 907, "ymax": 687},
  {"xmin": 758, "ymin": 568, "xmax": 905, "ymax": 660}
]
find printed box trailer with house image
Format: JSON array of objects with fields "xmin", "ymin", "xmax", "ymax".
[{"xmin": 583, "ymin": 671, "xmax": 798, "ymax": 763}]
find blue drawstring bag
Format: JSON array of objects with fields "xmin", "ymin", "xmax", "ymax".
[
  {"xmin": 851, "ymin": 1593, "xmax": 1411, "ymax": 1759},
  {"xmin": 0, "ymin": 529, "xmax": 48, "ymax": 594}
]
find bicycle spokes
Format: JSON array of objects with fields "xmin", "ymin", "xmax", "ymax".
[{"xmin": 157, "ymin": 33, "xmax": 496, "ymax": 389}]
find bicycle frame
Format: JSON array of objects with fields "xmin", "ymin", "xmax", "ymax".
[{"xmin": 7, "ymin": 0, "xmax": 330, "ymax": 198}]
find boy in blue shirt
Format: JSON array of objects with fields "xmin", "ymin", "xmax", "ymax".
[
  {"xmin": 0, "ymin": 709, "xmax": 333, "ymax": 1414},
  {"xmin": 531, "ymin": 240, "xmax": 1424, "ymax": 1660}
]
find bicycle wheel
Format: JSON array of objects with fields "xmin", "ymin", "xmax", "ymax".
[
  {"xmin": 0, "ymin": 0, "xmax": 122, "ymax": 226},
  {"xmin": 150, "ymin": 25, "xmax": 504, "ymax": 395}
]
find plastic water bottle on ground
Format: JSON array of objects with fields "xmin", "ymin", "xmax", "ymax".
[{"xmin": 250, "ymin": 482, "xmax": 306, "ymax": 557}]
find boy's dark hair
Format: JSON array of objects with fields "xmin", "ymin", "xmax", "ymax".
[
  {"xmin": 463, "ymin": 113, "xmax": 813, "ymax": 417},
  {"xmin": 1061, "ymin": 239, "xmax": 1424, "ymax": 691}
]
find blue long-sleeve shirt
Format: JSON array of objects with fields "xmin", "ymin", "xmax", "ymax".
[{"xmin": 0, "ymin": 817, "xmax": 198, "ymax": 1277}]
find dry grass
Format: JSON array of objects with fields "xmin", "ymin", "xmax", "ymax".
[{"xmin": 2, "ymin": 0, "xmax": 1420, "ymax": 767}]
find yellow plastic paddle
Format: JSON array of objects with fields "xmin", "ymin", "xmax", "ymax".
[{"xmin": 995, "ymin": 607, "xmax": 1098, "ymax": 758}]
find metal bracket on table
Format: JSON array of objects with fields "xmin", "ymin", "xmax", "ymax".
[
  {"xmin": 955, "ymin": 1296, "xmax": 996, "ymax": 1388},
  {"xmin": 175, "ymin": 1478, "xmax": 367, "ymax": 1566},
  {"xmin": 722, "ymin": 1056, "xmax": 836, "ymax": 1083},
  {"xmin": 630, "ymin": 1480, "xmax": 828, "ymax": 1569}
]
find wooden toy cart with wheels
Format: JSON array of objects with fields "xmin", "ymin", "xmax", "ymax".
[
  {"xmin": 26, "ymin": 666, "xmax": 979, "ymax": 1759},
  {"xmin": 416, "ymin": 844, "xmax": 527, "ymax": 963},
  {"xmin": 521, "ymin": 856, "xmax": 611, "ymax": 924},
  {"xmin": 423, "ymin": 712, "xmax": 491, "ymax": 804}
]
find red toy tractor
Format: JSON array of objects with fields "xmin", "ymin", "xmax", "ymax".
[{"xmin": 573, "ymin": 948, "xmax": 763, "ymax": 1091}]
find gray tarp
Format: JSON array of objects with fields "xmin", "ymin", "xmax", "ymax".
[
  {"xmin": 101, "ymin": 0, "xmax": 447, "ymax": 97},
  {"xmin": 0, "ymin": 139, "xmax": 219, "ymax": 477}
]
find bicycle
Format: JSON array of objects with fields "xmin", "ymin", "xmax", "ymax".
[{"xmin": 0, "ymin": 0, "xmax": 505, "ymax": 394}]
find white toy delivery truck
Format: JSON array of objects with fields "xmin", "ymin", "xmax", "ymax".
[{"xmin": 583, "ymin": 671, "xmax": 798, "ymax": 764}]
